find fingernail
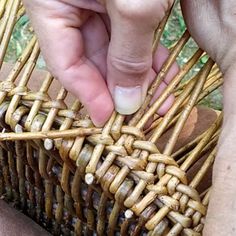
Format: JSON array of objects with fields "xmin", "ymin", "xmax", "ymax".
[{"xmin": 114, "ymin": 86, "xmax": 143, "ymax": 115}]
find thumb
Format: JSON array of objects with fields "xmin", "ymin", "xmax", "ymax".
[{"xmin": 106, "ymin": 0, "xmax": 170, "ymax": 115}]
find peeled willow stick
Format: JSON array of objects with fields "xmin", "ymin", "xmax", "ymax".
[
  {"xmin": 146, "ymin": 70, "xmax": 222, "ymax": 136},
  {"xmin": 5, "ymin": 42, "xmax": 40, "ymax": 125},
  {"xmin": 203, "ymin": 72, "xmax": 222, "ymax": 90},
  {"xmin": 85, "ymin": 112, "xmax": 117, "ymax": 180},
  {"xmin": 159, "ymin": 77, "xmax": 223, "ymax": 134},
  {"xmin": 24, "ymin": 73, "xmax": 53, "ymax": 130},
  {"xmin": 56, "ymin": 99, "xmax": 82, "ymax": 195},
  {"xmin": 138, "ymin": 46, "xmax": 202, "ymax": 130},
  {"xmin": 0, "ymin": 0, "xmax": 8, "ymax": 18},
  {"xmin": 172, "ymin": 128, "xmax": 220, "ymax": 160},
  {"xmin": 0, "ymin": 127, "xmax": 102, "ymax": 141},
  {"xmin": 175, "ymin": 67, "xmax": 222, "ymax": 97},
  {"xmin": 43, "ymin": 87, "xmax": 68, "ymax": 151},
  {"xmin": 166, "ymin": 147, "xmax": 217, "ymax": 236},
  {"xmin": 198, "ymin": 78, "xmax": 223, "ymax": 103},
  {"xmin": 145, "ymin": 113, "xmax": 222, "ymax": 231},
  {"xmin": 177, "ymin": 130, "xmax": 219, "ymax": 165},
  {"xmin": 16, "ymin": 5, "xmax": 25, "ymax": 20},
  {"xmin": 0, "ymin": 0, "xmax": 15, "ymax": 42},
  {"xmin": 131, "ymin": 31, "xmax": 191, "ymax": 127},
  {"xmin": 147, "ymin": 69, "xmax": 223, "ymax": 134},
  {"xmin": 152, "ymin": 7, "xmax": 173, "ymax": 53},
  {"xmin": 175, "ymin": 63, "xmax": 221, "ymax": 93},
  {"xmin": 149, "ymin": 73, "xmax": 199, "ymax": 142},
  {"xmin": 0, "ymin": 0, "xmax": 21, "ymax": 68},
  {"xmin": 0, "ymin": 40, "xmax": 37, "ymax": 123}
]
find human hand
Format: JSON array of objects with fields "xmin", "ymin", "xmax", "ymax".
[
  {"xmin": 23, "ymin": 0, "xmax": 176, "ymax": 126},
  {"xmin": 181, "ymin": 1, "xmax": 236, "ymax": 235},
  {"xmin": 181, "ymin": 0, "xmax": 236, "ymax": 74}
]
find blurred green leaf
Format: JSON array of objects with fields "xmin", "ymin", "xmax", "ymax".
[{"xmin": 200, "ymin": 55, "xmax": 209, "ymax": 64}]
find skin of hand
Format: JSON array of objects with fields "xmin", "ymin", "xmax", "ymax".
[
  {"xmin": 22, "ymin": 0, "xmax": 176, "ymax": 127},
  {"xmin": 181, "ymin": 1, "xmax": 236, "ymax": 235}
]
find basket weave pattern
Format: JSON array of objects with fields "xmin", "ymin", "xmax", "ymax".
[{"xmin": 0, "ymin": 1, "xmax": 223, "ymax": 235}]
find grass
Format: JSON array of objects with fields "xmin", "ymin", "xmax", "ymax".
[{"xmin": 4, "ymin": 2, "xmax": 223, "ymax": 110}]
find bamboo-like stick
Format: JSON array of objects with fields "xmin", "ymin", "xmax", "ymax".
[
  {"xmin": 0, "ymin": 0, "xmax": 8, "ymax": 18},
  {"xmin": 130, "ymin": 31, "xmax": 192, "ymax": 127},
  {"xmin": 0, "ymin": 0, "xmax": 14, "ymax": 42},
  {"xmin": 177, "ymin": 129, "xmax": 220, "ymax": 165},
  {"xmin": 166, "ymin": 148, "xmax": 217, "ymax": 235},
  {"xmin": 152, "ymin": 7, "xmax": 173, "ymax": 53},
  {"xmin": 0, "ymin": 0, "xmax": 20, "ymax": 68},
  {"xmin": 5, "ymin": 42, "xmax": 40, "ymax": 125},
  {"xmin": 85, "ymin": 112, "xmax": 117, "ymax": 180},
  {"xmin": 25, "ymin": 73, "xmax": 53, "ymax": 130},
  {"xmin": 0, "ymin": 127, "xmax": 102, "ymax": 141},
  {"xmin": 137, "ymin": 47, "xmax": 202, "ymax": 129}
]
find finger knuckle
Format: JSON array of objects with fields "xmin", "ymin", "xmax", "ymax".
[
  {"xmin": 220, "ymin": 6, "xmax": 236, "ymax": 30},
  {"xmin": 113, "ymin": 0, "xmax": 174, "ymax": 20},
  {"xmin": 113, "ymin": 0, "xmax": 154, "ymax": 19},
  {"xmin": 109, "ymin": 55, "xmax": 151, "ymax": 75}
]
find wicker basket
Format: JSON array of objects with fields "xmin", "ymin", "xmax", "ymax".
[{"xmin": 0, "ymin": 1, "xmax": 223, "ymax": 235}]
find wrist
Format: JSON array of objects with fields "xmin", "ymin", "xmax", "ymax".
[
  {"xmin": 221, "ymin": 65, "xmax": 236, "ymax": 118},
  {"xmin": 215, "ymin": 39, "xmax": 236, "ymax": 74},
  {"xmin": 213, "ymin": 123, "xmax": 236, "ymax": 183}
]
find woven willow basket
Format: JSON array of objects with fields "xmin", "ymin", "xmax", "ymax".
[{"xmin": 0, "ymin": 1, "xmax": 223, "ymax": 235}]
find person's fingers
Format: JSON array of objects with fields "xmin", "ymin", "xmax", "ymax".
[
  {"xmin": 105, "ymin": 0, "xmax": 174, "ymax": 115},
  {"xmin": 24, "ymin": 1, "xmax": 113, "ymax": 126},
  {"xmin": 60, "ymin": 0, "xmax": 107, "ymax": 13},
  {"xmin": 81, "ymin": 14, "xmax": 109, "ymax": 78}
]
